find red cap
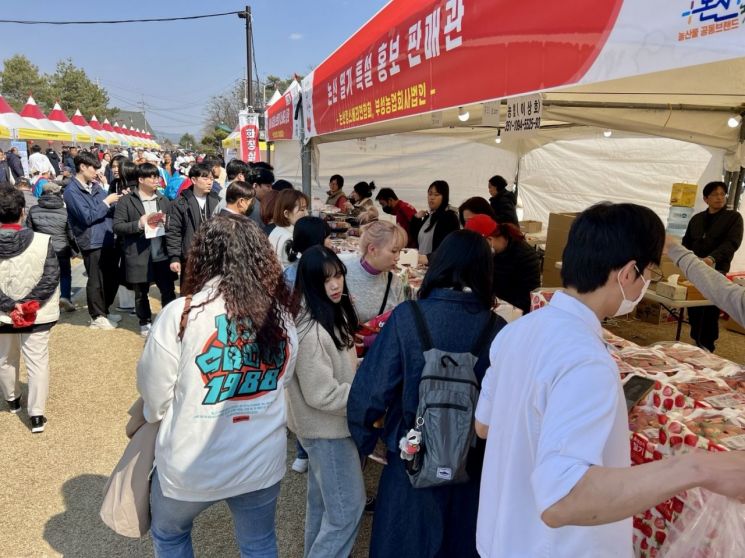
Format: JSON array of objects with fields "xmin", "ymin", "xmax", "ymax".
[{"xmin": 464, "ymin": 214, "xmax": 498, "ymax": 238}]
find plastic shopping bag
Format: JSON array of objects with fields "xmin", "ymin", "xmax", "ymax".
[{"xmin": 658, "ymin": 488, "xmax": 745, "ymax": 558}]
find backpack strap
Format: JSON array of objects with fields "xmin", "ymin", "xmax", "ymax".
[
  {"xmin": 177, "ymin": 294, "xmax": 193, "ymax": 341},
  {"xmin": 409, "ymin": 301, "xmax": 433, "ymax": 352},
  {"xmin": 377, "ymin": 272, "xmax": 393, "ymax": 316},
  {"xmin": 471, "ymin": 313, "xmax": 499, "ymax": 355}
]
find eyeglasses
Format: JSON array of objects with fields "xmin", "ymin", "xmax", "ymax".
[{"xmin": 636, "ymin": 264, "xmax": 663, "ymax": 282}]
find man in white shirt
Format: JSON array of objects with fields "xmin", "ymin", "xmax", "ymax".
[
  {"xmin": 475, "ymin": 202, "xmax": 745, "ymax": 558},
  {"xmin": 28, "ymin": 144, "xmax": 56, "ymax": 179}
]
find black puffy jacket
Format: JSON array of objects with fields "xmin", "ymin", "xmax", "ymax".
[
  {"xmin": 489, "ymin": 190, "xmax": 519, "ymax": 225},
  {"xmin": 26, "ymin": 193, "xmax": 74, "ymax": 254}
]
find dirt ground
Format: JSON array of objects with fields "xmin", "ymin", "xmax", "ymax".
[{"xmin": 0, "ymin": 265, "xmax": 742, "ymax": 557}]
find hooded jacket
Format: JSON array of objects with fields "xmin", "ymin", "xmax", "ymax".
[
  {"xmin": 165, "ymin": 188, "xmax": 220, "ymax": 263},
  {"xmin": 0, "ymin": 227, "xmax": 60, "ymax": 332},
  {"xmin": 26, "ymin": 193, "xmax": 74, "ymax": 254}
]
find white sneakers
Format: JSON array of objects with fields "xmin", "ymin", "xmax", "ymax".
[
  {"xmin": 291, "ymin": 457, "xmax": 309, "ymax": 473},
  {"xmin": 140, "ymin": 324, "xmax": 152, "ymax": 338},
  {"xmin": 90, "ymin": 316, "xmax": 118, "ymax": 330}
]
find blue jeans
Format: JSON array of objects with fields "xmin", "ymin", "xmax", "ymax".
[
  {"xmin": 150, "ymin": 472, "xmax": 280, "ymax": 558},
  {"xmin": 296, "ymin": 438, "xmax": 308, "ymax": 460},
  {"xmin": 298, "ymin": 436, "xmax": 365, "ymax": 558}
]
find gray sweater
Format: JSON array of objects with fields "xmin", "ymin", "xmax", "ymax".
[
  {"xmin": 285, "ymin": 318, "xmax": 358, "ymax": 439},
  {"xmin": 340, "ymin": 255, "xmax": 404, "ymax": 323},
  {"xmin": 669, "ymin": 243, "xmax": 745, "ymax": 328}
]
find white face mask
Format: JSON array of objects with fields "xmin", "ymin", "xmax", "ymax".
[{"xmin": 614, "ymin": 265, "xmax": 651, "ymax": 317}]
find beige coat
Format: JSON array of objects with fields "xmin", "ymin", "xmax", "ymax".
[{"xmin": 285, "ymin": 319, "xmax": 358, "ymax": 439}]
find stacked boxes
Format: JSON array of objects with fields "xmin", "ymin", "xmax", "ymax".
[
  {"xmin": 666, "ymin": 183, "xmax": 697, "ymax": 238},
  {"xmin": 542, "ymin": 212, "xmax": 577, "ymax": 288}
]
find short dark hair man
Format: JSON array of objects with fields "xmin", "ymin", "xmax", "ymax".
[
  {"xmin": 63, "ymin": 151, "xmax": 122, "ymax": 329},
  {"xmin": 375, "ymin": 187, "xmax": 417, "ymax": 247},
  {"xmin": 682, "ymin": 181, "xmax": 744, "ymax": 351},
  {"xmin": 166, "ymin": 162, "xmax": 220, "ymax": 284},
  {"xmin": 113, "ymin": 162, "xmax": 175, "ymax": 337},
  {"xmin": 475, "ymin": 202, "xmax": 745, "ymax": 557},
  {"xmin": 0, "ymin": 185, "xmax": 60, "ymax": 432},
  {"xmin": 244, "ymin": 164, "xmax": 275, "ymax": 229},
  {"xmin": 220, "ymin": 181, "xmax": 255, "ymax": 217},
  {"xmin": 487, "ymin": 174, "xmax": 518, "ymax": 225}
]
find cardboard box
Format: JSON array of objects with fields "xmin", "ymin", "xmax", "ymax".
[
  {"xmin": 679, "ymin": 280, "xmax": 705, "ymax": 301},
  {"xmin": 659, "ymin": 255, "xmax": 685, "ymax": 282},
  {"xmin": 655, "ymin": 281, "xmax": 688, "ymax": 300},
  {"xmin": 636, "ymin": 300, "xmax": 673, "ymax": 324},
  {"xmin": 541, "ymin": 262, "xmax": 563, "ymax": 288},
  {"xmin": 670, "ymin": 183, "xmax": 698, "ymax": 208},
  {"xmin": 544, "ymin": 212, "xmax": 578, "ymax": 261},
  {"xmin": 519, "ymin": 220, "xmax": 542, "ymax": 233}
]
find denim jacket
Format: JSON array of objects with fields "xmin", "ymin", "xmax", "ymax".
[{"xmin": 347, "ymin": 288, "xmax": 506, "ymax": 455}]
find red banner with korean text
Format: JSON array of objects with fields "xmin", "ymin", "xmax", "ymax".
[
  {"xmin": 239, "ymin": 111, "xmax": 261, "ymax": 163},
  {"xmin": 302, "ymin": 0, "xmax": 624, "ymax": 137},
  {"xmin": 266, "ymin": 81, "xmax": 300, "ymax": 141}
]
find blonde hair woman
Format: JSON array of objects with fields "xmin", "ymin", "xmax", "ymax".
[{"xmin": 340, "ymin": 220, "xmax": 407, "ymax": 323}]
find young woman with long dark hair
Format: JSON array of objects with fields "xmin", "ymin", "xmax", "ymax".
[
  {"xmin": 286, "ymin": 246, "xmax": 366, "ymax": 558},
  {"xmin": 347, "ymin": 230, "xmax": 506, "ymax": 558},
  {"xmin": 137, "ymin": 215, "xmax": 297, "ymax": 558},
  {"xmin": 409, "ymin": 180, "xmax": 460, "ymax": 264}
]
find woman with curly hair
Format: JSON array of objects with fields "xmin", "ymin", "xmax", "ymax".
[
  {"xmin": 137, "ymin": 214, "xmax": 298, "ymax": 558},
  {"xmin": 286, "ymin": 246, "xmax": 366, "ymax": 558}
]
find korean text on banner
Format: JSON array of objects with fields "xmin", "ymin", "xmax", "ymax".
[
  {"xmin": 503, "ymin": 94, "xmax": 542, "ymax": 137},
  {"xmin": 266, "ymin": 82, "xmax": 300, "ymax": 141},
  {"xmin": 302, "ymin": 0, "xmax": 624, "ymax": 137},
  {"xmin": 239, "ymin": 111, "xmax": 261, "ymax": 163}
]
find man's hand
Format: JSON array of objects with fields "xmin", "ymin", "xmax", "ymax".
[
  {"xmin": 703, "ymin": 257, "xmax": 715, "ymax": 267},
  {"xmin": 697, "ymin": 451, "xmax": 745, "ymax": 502},
  {"xmin": 170, "ymin": 262, "xmax": 181, "ymax": 274},
  {"xmin": 138, "ymin": 214, "xmax": 150, "ymax": 230},
  {"xmin": 104, "ymin": 193, "xmax": 121, "ymax": 205},
  {"xmin": 417, "ymin": 254, "xmax": 428, "ymax": 266},
  {"xmin": 415, "ymin": 210, "xmax": 428, "ymax": 219}
]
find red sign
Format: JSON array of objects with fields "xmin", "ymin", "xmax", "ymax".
[
  {"xmin": 239, "ymin": 112, "xmax": 261, "ymax": 163},
  {"xmin": 303, "ymin": 0, "xmax": 623, "ymax": 136},
  {"xmin": 266, "ymin": 82, "xmax": 300, "ymax": 141}
]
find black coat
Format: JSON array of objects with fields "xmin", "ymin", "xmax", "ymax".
[
  {"xmin": 6, "ymin": 151, "xmax": 23, "ymax": 180},
  {"xmin": 165, "ymin": 188, "xmax": 220, "ymax": 264},
  {"xmin": 682, "ymin": 208, "xmax": 743, "ymax": 273},
  {"xmin": 409, "ymin": 209, "xmax": 460, "ymax": 255},
  {"xmin": 489, "ymin": 191, "xmax": 519, "ymax": 225},
  {"xmin": 26, "ymin": 193, "xmax": 74, "ymax": 254},
  {"xmin": 493, "ymin": 239, "xmax": 541, "ymax": 314},
  {"xmin": 113, "ymin": 189, "xmax": 173, "ymax": 284},
  {"xmin": 46, "ymin": 149, "xmax": 61, "ymax": 175}
]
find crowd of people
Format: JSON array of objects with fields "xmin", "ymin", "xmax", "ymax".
[{"xmin": 1, "ymin": 139, "xmax": 745, "ymax": 558}]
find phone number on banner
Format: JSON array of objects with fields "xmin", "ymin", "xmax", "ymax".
[{"xmin": 504, "ymin": 117, "xmax": 541, "ymax": 133}]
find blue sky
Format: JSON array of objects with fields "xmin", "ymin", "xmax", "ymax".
[{"xmin": 0, "ymin": 0, "xmax": 388, "ymax": 138}]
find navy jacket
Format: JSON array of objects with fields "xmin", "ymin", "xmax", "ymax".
[
  {"xmin": 63, "ymin": 177, "xmax": 116, "ymax": 251},
  {"xmin": 347, "ymin": 289, "xmax": 505, "ymax": 455}
]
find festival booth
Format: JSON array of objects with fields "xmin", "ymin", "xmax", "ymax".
[
  {"xmin": 222, "ymin": 125, "xmax": 273, "ymax": 161},
  {"xmin": 270, "ymin": 1, "xmax": 745, "ymax": 269},
  {"xmin": 271, "ymin": 3, "xmax": 745, "ymax": 555},
  {"xmin": 18, "ymin": 96, "xmax": 73, "ymax": 143},
  {"xmin": 88, "ymin": 115, "xmax": 120, "ymax": 147},
  {"xmin": 47, "ymin": 103, "xmax": 93, "ymax": 145},
  {"xmin": 71, "ymin": 110, "xmax": 108, "ymax": 146}
]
